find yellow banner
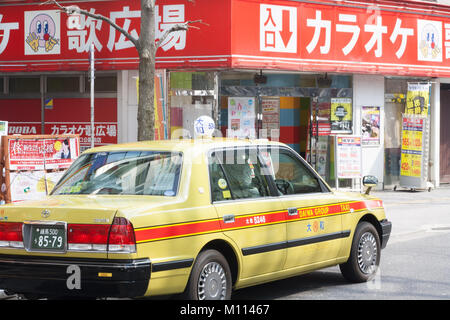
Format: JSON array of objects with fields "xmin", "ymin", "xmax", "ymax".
[
  {"xmin": 406, "ymin": 83, "xmax": 430, "ymax": 116},
  {"xmin": 400, "ymin": 117, "xmax": 424, "ymax": 177}
]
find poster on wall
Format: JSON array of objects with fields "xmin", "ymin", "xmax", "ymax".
[
  {"xmin": 361, "ymin": 106, "xmax": 381, "ymax": 146},
  {"xmin": 331, "ymin": 98, "xmax": 352, "ymax": 133},
  {"xmin": 335, "ymin": 136, "xmax": 362, "ymax": 179},
  {"xmin": 261, "ymin": 97, "xmax": 280, "ymax": 139},
  {"xmin": 406, "ymin": 83, "xmax": 430, "ymax": 116},
  {"xmin": 227, "ymin": 97, "xmax": 256, "ymax": 139}
]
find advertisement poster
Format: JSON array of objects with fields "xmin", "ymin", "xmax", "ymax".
[
  {"xmin": 361, "ymin": 106, "xmax": 381, "ymax": 146},
  {"xmin": 261, "ymin": 97, "xmax": 280, "ymax": 139},
  {"xmin": 9, "ymin": 171, "xmax": 65, "ymax": 202},
  {"xmin": 8, "ymin": 137, "xmax": 79, "ymax": 171},
  {"xmin": 227, "ymin": 97, "xmax": 256, "ymax": 139},
  {"xmin": 406, "ymin": 83, "xmax": 430, "ymax": 116},
  {"xmin": 336, "ymin": 136, "xmax": 362, "ymax": 179},
  {"xmin": 400, "ymin": 117, "xmax": 424, "ymax": 177},
  {"xmin": 331, "ymin": 98, "xmax": 352, "ymax": 133}
]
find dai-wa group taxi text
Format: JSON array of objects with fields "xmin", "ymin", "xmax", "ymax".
[{"xmin": 0, "ymin": 135, "xmax": 391, "ymax": 300}]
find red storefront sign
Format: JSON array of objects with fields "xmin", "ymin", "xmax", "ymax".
[
  {"xmin": 231, "ymin": 0, "xmax": 450, "ymax": 77},
  {"xmin": 5, "ymin": 98, "xmax": 117, "ymax": 150},
  {"xmin": 0, "ymin": 0, "xmax": 230, "ymax": 72},
  {"xmin": 1, "ymin": 0, "xmax": 450, "ymax": 76}
]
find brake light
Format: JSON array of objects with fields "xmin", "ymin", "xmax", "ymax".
[
  {"xmin": 68, "ymin": 224, "xmax": 110, "ymax": 251},
  {"xmin": 67, "ymin": 217, "xmax": 136, "ymax": 253},
  {"xmin": 0, "ymin": 222, "xmax": 24, "ymax": 248},
  {"xmin": 108, "ymin": 217, "xmax": 136, "ymax": 253}
]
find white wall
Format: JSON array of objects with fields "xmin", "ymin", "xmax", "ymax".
[
  {"xmin": 117, "ymin": 70, "xmax": 138, "ymax": 143},
  {"xmin": 353, "ymin": 74, "xmax": 385, "ymax": 189}
]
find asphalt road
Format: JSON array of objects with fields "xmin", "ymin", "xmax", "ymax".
[
  {"xmin": 232, "ymin": 186, "xmax": 450, "ymax": 300},
  {"xmin": 1, "ymin": 186, "xmax": 450, "ymax": 301}
]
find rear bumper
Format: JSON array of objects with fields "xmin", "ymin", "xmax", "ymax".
[
  {"xmin": 380, "ymin": 219, "xmax": 392, "ymax": 249},
  {"xmin": 0, "ymin": 254, "xmax": 151, "ymax": 298}
]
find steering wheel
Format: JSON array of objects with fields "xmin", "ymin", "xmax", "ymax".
[{"xmin": 275, "ymin": 179, "xmax": 294, "ymax": 195}]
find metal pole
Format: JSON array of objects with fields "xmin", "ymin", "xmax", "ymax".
[{"xmin": 90, "ymin": 44, "xmax": 95, "ymax": 149}]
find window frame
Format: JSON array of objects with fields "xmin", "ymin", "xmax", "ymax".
[
  {"xmin": 263, "ymin": 145, "xmax": 331, "ymax": 196},
  {"xmin": 207, "ymin": 146, "xmax": 279, "ymax": 204}
]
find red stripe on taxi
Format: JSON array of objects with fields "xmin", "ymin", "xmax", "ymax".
[{"xmin": 134, "ymin": 200, "xmax": 383, "ymax": 243}]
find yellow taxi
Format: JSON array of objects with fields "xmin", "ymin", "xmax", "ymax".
[{"xmin": 0, "ymin": 138, "xmax": 391, "ymax": 300}]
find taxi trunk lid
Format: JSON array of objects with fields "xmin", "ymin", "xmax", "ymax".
[{"xmin": 1, "ymin": 196, "xmax": 134, "ymax": 256}]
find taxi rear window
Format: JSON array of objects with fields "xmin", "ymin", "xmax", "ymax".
[{"xmin": 52, "ymin": 151, "xmax": 182, "ymax": 196}]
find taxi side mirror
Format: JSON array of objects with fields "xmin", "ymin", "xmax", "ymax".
[{"xmin": 363, "ymin": 175, "xmax": 378, "ymax": 195}]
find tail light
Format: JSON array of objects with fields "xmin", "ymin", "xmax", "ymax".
[
  {"xmin": 0, "ymin": 222, "xmax": 24, "ymax": 248},
  {"xmin": 108, "ymin": 217, "xmax": 136, "ymax": 253},
  {"xmin": 68, "ymin": 217, "xmax": 136, "ymax": 253}
]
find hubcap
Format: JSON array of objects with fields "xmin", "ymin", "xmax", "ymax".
[
  {"xmin": 357, "ymin": 232, "xmax": 378, "ymax": 274},
  {"xmin": 197, "ymin": 262, "xmax": 227, "ymax": 300}
]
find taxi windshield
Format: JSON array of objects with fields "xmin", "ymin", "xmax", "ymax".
[{"xmin": 51, "ymin": 151, "xmax": 182, "ymax": 196}]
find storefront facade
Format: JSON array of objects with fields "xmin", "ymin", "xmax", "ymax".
[{"xmin": 1, "ymin": 0, "xmax": 449, "ymax": 188}]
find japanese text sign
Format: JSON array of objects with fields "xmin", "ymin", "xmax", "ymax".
[{"xmin": 232, "ymin": 0, "xmax": 450, "ymax": 77}]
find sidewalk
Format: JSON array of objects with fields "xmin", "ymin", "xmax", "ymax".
[{"xmin": 372, "ymin": 184, "xmax": 450, "ymax": 241}]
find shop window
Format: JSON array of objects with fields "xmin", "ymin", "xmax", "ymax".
[
  {"xmin": 170, "ymin": 72, "xmax": 214, "ymax": 90},
  {"xmin": 47, "ymin": 76, "xmax": 80, "ymax": 93},
  {"xmin": 169, "ymin": 71, "xmax": 216, "ymax": 138},
  {"xmin": 85, "ymin": 74, "xmax": 117, "ymax": 92},
  {"xmin": 9, "ymin": 77, "xmax": 40, "ymax": 94}
]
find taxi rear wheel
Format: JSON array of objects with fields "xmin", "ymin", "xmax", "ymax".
[
  {"xmin": 185, "ymin": 249, "xmax": 232, "ymax": 300},
  {"xmin": 340, "ymin": 221, "xmax": 380, "ymax": 283}
]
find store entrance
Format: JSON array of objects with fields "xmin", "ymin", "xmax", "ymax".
[
  {"xmin": 440, "ymin": 84, "xmax": 450, "ymax": 184},
  {"xmin": 220, "ymin": 72, "xmax": 353, "ymax": 188}
]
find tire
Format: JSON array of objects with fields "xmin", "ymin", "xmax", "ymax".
[
  {"xmin": 184, "ymin": 249, "xmax": 232, "ymax": 300},
  {"xmin": 340, "ymin": 222, "xmax": 381, "ymax": 283}
]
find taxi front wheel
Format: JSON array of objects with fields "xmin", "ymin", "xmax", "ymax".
[
  {"xmin": 185, "ymin": 249, "xmax": 232, "ymax": 300},
  {"xmin": 339, "ymin": 221, "xmax": 381, "ymax": 283}
]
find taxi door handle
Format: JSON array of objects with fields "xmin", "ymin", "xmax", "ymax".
[
  {"xmin": 288, "ymin": 207, "xmax": 298, "ymax": 216},
  {"xmin": 223, "ymin": 214, "xmax": 235, "ymax": 224}
]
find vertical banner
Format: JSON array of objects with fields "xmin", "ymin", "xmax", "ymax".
[
  {"xmin": 400, "ymin": 116, "xmax": 425, "ymax": 178},
  {"xmin": 361, "ymin": 106, "xmax": 381, "ymax": 146},
  {"xmin": 406, "ymin": 83, "xmax": 430, "ymax": 116},
  {"xmin": 227, "ymin": 97, "xmax": 256, "ymax": 139},
  {"xmin": 335, "ymin": 136, "xmax": 362, "ymax": 179},
  {"xmin": 331, "ymin": 98, "xmax": 352, "ymax": 133},
  {"xmin": 136, "ymin": 71, "xmax": 168, "ymax": 140}
]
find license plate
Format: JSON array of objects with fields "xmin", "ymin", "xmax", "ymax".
[{"xmin": 30, "ymin": 225, "xmax": 66, "ymax": 252}]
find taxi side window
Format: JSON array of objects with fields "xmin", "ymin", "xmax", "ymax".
[
  {"xmin": 261, "ymin": 148, "xmax": 322, "ymax": 195},
  {"xmin": 209, "ymin": 149, "xmax": 270, "ymax": 202}
]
